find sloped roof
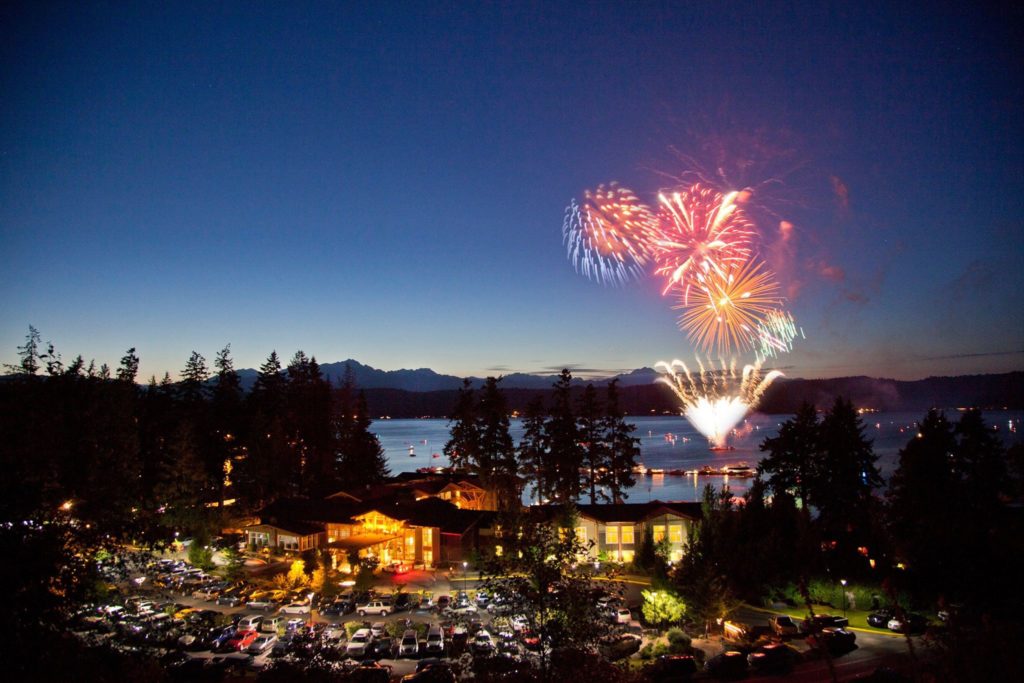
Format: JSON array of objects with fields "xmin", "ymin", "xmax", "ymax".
[
  {"xmin": 245, "ymin": 520, "xmax": 324, "ymax": 537},
  {"xmin": 533, "ymin": 500, "xmax": 703, "ymax": 524}
]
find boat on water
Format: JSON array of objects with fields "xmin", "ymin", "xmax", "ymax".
[
  {"xmin": 680, "ymin": 463, "xmax": 755, "ymax": 478},
  {"xmin": 708, "ymin": 445, "xmax": 736, "ymax": 452}
]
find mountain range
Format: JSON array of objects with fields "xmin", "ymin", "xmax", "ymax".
[{"xmin": 234, "ymin": 360, "xmax": 1023, "ymax": 417}]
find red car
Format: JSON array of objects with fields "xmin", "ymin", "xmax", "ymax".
[{"xmin": 225, "ymin": 628, "xmax": 259, "ymax": 651}]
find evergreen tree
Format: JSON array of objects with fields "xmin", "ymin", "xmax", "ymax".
[
  {"xmin": 155, "ymin": 422, "xmax": 213, "ymax": 535},
  {"xmin": 758, "ymin": 402, "xmax": 820, "ymax": 511},
  {"xmin": 545, "ymin": 369, "xmax": 583, "ymax": 504},
  {"xmin": 476, "ymin": 377, "xmax": 519, "ymax": 510},
  {"xmin": 336, "ymin": 369, "xmax": 389, "ymax": 488},
  {"xmin": 600, "ymin": 379, "xmax": 639, "ymax": 504},
  {"xmin": 673, "ymin": 485, "xmax": 739, "ymax": 636},
  {"xmin": 117, "ymin": 347, "xmax": 140, "ymax": 383},
  {"xmin": 179, "ymin": 351, "xmax": 209, "ymax": 404},
  {"xmin": 444, "ymin": 379, "xmax": 479, "ymax": 472},
  {"xmin": 887, "ymin": 410, "xmax": 959, "ymax": 597},
  {"xmin": 577, "ymin": 384, "xmax": 606, "ymax": 504},
  {"xmin": 212, "ymin": 345, "xmax": 244, "ymax": 508},
  {"xmin": 816, "ymin": 397, "xmax": 881, "ymax": 575},
  {"xmin": 517, "ymin": 396, "xmax": 549, "ymax": 504},
  {"xmin": 8, "ymin": 325, "xmax": 44, "ymax": 375},
  {"xmin": 954, "ymin": 408, "xmax": 1007, "ymax": 519}
]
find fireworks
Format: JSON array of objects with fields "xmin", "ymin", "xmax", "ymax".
[
  {"xmin": 656, "ymin": 358, "xmax": 783, "ymax": 447},
  {"xmin": 652, "ymin": 184, "xmax": 755, "ymax": 300},
  {"xmin": 562, "ymin": 183, "xmax": 658, "ymax": 286},
  {"xmin": 675, "ymin": 259, "xmax": 782, "ymax": 354},
  {"xmin": 754, "ymin": 309, "xmax": 804, "ymax": 362}
]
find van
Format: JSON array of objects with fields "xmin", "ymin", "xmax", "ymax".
[
  {"xmin": 260, "ymin": 616, "xmax": 282, "ymax": 634},
  {"xmin": 425, "ymin": 624, "xmax": 445, "ymax": 655},
  {"xmin": 237, "ymin": 614, "xmax": 262, "ymax": 630}
]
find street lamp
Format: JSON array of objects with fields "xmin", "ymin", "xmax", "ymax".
[
  {"xmin": 462, "ymin": 561, "xmax": 468, "ymax": 594},
  {"xmin": 840, "ymin": 579, "xmax": 847, "ymax": 618}
]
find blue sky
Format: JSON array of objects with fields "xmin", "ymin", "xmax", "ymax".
[{"xmin": 2, "ymin": 2, "xmax": 1021, "ymax": 381}]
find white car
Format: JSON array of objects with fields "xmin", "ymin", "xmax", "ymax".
[
  {"xmin": 247, "ymin": 599, "xmax": 278, "ymax": 611},
  {"xmin": 357, "ymin": 601, "xmax": 390, "ymax": 617},
  {"xmin": 425, "ymin": 624, "xmax": 445, "ymax": 654},
  {"xmin": 613, "ymin": 608, "xmax": 632, "ymax": 624},
  {"xmin": 445, "ymin": 602, "xmax": 478, "ymax": 616},
  {"xmin": 279, "ymin": 602, "xmax": 311, "ymax": 615},
  {"xmin": 471, "ymin": 629, "xmax": 494, "ymax": 654},
  {"xmin": 399, "ymin": 629, "xmax": 419, "ymax": 657},
  {"xmin": 370, "ymin": 622, "xmax": 387, "ymax": 638},
  {"xmin": 346, "ymin": 628, "xmax": 373, "ymax": 657}
]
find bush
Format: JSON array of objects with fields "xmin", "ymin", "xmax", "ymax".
[
  {"xmin": 666, "ymin": 628, "xmax": 691, "ymax": 654},
  {"xmin": 639, "ymin": 643, "xmax": 654, "ymax": 660}
]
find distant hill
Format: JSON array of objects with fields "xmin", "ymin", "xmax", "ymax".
[{"xmin": 231, "ymin": 360, "xmax": 1022, "ymax": 417}]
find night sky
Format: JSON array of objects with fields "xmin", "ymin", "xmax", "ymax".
[{"xmin": 2, "ymin": 2, "xmax": 1021, "ymax": 382}]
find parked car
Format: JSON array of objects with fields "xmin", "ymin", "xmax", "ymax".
[
  {"xmin": 260, "ymin": 616, "xmax": 282, "ymax": 634},
  {"xmin": 425, "ymin": 624, "xmax": 445, "ymax": 655},
  {"xmin": 748, "ymin": 643, "xmax": 796, "ymax": 674},
  {"xmin": 248, "ymin": 634, "xmax": 277, "ymax": 654},
  {"xmin": 769, "ymin": 614, "xmax": 799, "ymax": 637},
  {"xmin": 370, "ymin": 622, "xmax": 387, "ymax": 638},
  {"xmin": 446, "ymin": 602, "xmax": 478, "ymax": 616},
  {"xmin": 347, "ymin": 628, "xmax": 374, "ymax": 658},
  {"xmin": 237, "ymin": 614, "xmax": 262, "ymax": 631},
  {"xmin": 887, "ymin": 614, "xmax": 927, "ymax": 633},
  {"xmin": 323, "ymin": 600, "xmax": 352, "ymax": 616},
  {"xmin": 435, "ymin": 596, "xmax": 451, "ymax": 612},
  {"xmin": 371, "ymin": 635, "xmax": 396, "ymax": 659},
  {"xmin": 224, "ymin": 628, "xmax": 259, "ymax": 652},
  {"xmin": 801, "ymin": 613, "xmax": 849, "ymax": 632},
  {"xmin": 612, "ymin": 607, "xmax": 632, "ymax": 624},
  {"xmin": 280, "ymin": 601, "xmax": 311, "ymax": 615},
  {"xmin": 646, "ymin": 654, "xmax": 698, "ymax": 682},
  {"xmin": 806, "ymin": 627, "xmax": 857, "ymax": 656},
  {"xmin": 358, "ymin": 601, "xmax": 392, "ymax": 617},
  {"xmin": 867, "ymin": 609, "xmax": 894, "ymax": 628},
  {"xmin": 706, "ymin": 650, "xmax": 747, "ymax": 679},
  {"xmin": 383, "ymin": 561, "xmax": 412, "ymax": 574},
  {"xmin": 324, "ymin": 623, "xmax": 346, "ymax": 642},
  {"xmin": 401, "ymin": 661, "xmax": 456, "ymax": 683},
  {"xmin": 394, "ymin": 593, "xmax": 413, "ymax": 612},
  {"xmin": 400, "ymin": 629, "xmax": 420, "ymax": 657},
  {"xmin": 471, "ymin": 629, "xmax": 494, "ymax": 655},
  {"xmin": 217, "ymin": 589, "xmax": 246, "ymax": 607}
]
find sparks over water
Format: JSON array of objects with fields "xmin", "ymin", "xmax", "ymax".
[{"xmin": 655, "ymin": 358, "xmax": 783, "ymax": 447}]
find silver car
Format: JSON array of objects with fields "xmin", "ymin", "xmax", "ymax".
[{"xmin": 399, "ymin": 629, "xmax": 419, "ymax": 657}]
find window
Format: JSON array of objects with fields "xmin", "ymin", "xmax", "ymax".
[
  {"xmin": 495, "ymin": 545, "xmax": 503, "ymax": 557},
  {"xmin": 620, "ymin": 549, "xmax": 635, "ymax": 564},
  {"xmin": 669, "ymin": 524, "xmax": 683, "ymax": 544},
  {"xmin": 653, "ymin": 525, "xmax": 666, "ymax": 543},
  {"xmin": 605, "ymin": 527, "xmax": 619, "ymax": 545},
  {"xmin": 621, "ymin": 526, "xmax": 634, "ymax": 544},
  {"xmin": 575, "ymin": 526, "xmax": 587, "ymax": 543},
  {"xmin": 422, "ymin": 528, "xmax": 433, "ymax": 545}
]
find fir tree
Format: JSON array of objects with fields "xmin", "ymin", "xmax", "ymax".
[
  {"xmin": 577, "ymin": 384, "xmax": 606, "ymax": 504},
  {"xmin": 757, "ymin": 402, "xmax": 820, "ymax": 511},
  {"xmin": 517, "ymin": 396, "xmax": 549, "ymax": 504},
  {"xmin": 600, "ymin": 379, "xmax": 639, "ymax": 504},
  {"xmin": 476, "ymin": 377, "xmax": 519, "ymax": 509},
  {"xmin": 444, "ymin": 379, "xmax": 479, "ymax": 472},
  {"xmin": 117, "ymin": 347, "xmax": 140, "ymax": 383},
  {"xmin": 545, "ymin": 369, "xmax": 583, "ymax": 504}
]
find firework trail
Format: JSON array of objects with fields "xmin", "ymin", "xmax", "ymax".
[
  {"xmin": 562, "ymin": 183, "xmax": 659, "ymax": 286},
  {"xmin": 651, "ymin": 183, "xmax": 755, "ymax": 301},
  {"xmin": 675, "ymin": 258, "xmax": 782, "ymax": 354},
  {"xmin": 656, "ymin": 358, "xmax": 783, "ymax": 447},
  {"xmin": 754, "ymin": 309, "xmax": 805, "ymax": 362}
]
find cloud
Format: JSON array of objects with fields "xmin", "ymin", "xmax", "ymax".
[
  {"xmin": 918, "ymin": 350, "xmax": 1023, "ymax": 361},
  {"xmin": 485, "ymin": 365, "xmax": 512, "ymax": 372}
]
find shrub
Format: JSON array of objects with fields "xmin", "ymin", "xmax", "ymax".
[
  {"xmin": 638, "ymin": 643, "xmax": 654, "ymax": 660},
  {"xmin": 666, "ymin": 627, "xmax": 691, "ymax": 654}
]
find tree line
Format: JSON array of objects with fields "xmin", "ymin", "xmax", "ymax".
[
  {"xmin": 443, "ymin": 369, "xmax": 641, "ymax": 509},
  {"xmin": 1, "ymin": 327, "xmax": 390, "ymax": 549},
  {"xmin": 664, "ymin": 397, "xmax": 1024, "ymax": 640}
]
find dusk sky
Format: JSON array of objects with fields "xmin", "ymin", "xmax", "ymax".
[{"xmin": 2, "ymin": 2, "xmax": 1021, "ymax": 382}]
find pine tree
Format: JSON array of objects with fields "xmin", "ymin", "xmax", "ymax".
[
  {"xmin": 179, "ymin": 351, "xmax": 209, "ymax": 404},
  {"xmin": 545, "ymin": 369, "xmax": 583, "ymax": 504},
  {"xmin": 757, "ymin": 402, "xmax": 820, "ymax": 511},
  {"xmin": 476, "ymin": 377, "xmax": 519, "ymax": 510},
  {"xmin": 576, "ymin": 384, "xmax": 606, "ymax": 504},
  {"xmin": 336, "ymin": 369, "xmax": 389, "ymax": 488},
  {"xmin": 816, "ymin": 397, "xmax": 881, "ymax": 574},
  {"xmin": 600, "ymin": 379, "xmax": 639, "ymax": 504},
  {"xmin": 517, "ymin": 396, "xmax": 549, "ymax": 504},
  {"xmin": 444, "ymin": 379, "xmax": 479, "ymax": 472},
  {"xmin": 117, "ymin": 347, "xmax": 140, "ymax": 383}
]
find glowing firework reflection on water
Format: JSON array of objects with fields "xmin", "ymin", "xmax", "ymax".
[{"xmin": 656, "ymin": 358, "xmax": 783, "ymax": 448}]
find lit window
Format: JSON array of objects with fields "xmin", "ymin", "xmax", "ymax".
[
  {"xmin": 605, "ymin": 527, "xmax": 619, "ymax": 544},
  {"xmin": 621, "ymin": 526, "xmax": 634, "ymax": 544},
  {"xmin": 575, "ymin": 526, "xmax": 587, "ymax": 543},
  {"xmin": 495, "ymin": 545, "xmax": 503, "ymax": 557},
  {"xmin": 653, "ymin": 525, "xmax": 666, "ymax": 543},
  {"xmin": 669, "ymin": 524, "xmax": 683, "ymax": 544},
  {"xmin": 621, "ymin": 549, "xmax": 635, "ymax": 563}
]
